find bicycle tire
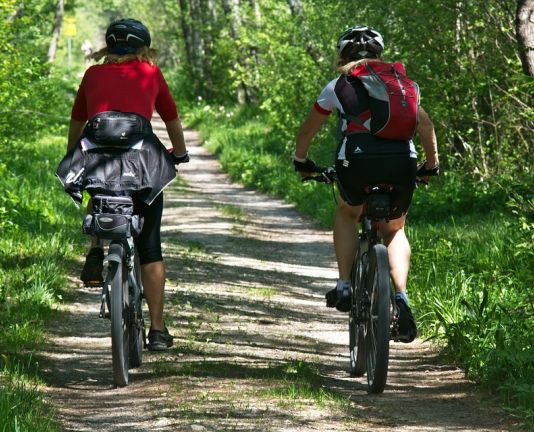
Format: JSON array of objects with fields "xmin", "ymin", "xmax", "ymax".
[
  {"xmin": 349, "ymin": 236, "xmax": 367, "ymax": 377},
  {"xmin": 365, "ymin": 244, "xmax": 391, "ymax": 394},
  {"xmin": 109, "ymin": 243, "xmax": 129, "ymax": 387},
  {"xmin": 128, "ymin": 252, "xmax": 144, "ymax": 368}
]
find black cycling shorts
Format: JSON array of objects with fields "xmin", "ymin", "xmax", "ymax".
[
  {"xmin": 335, "ymin": 156, "xmax": 417, "ymax": 219},
  {"xmin": 134, "ymin": 193, "xmax": 163, "ymax": 265}
]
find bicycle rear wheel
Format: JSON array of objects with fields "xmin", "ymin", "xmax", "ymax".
[
  {"xmin": 349, "ymin": 238, "xmax": 367, "ymax": 377},
  {"xmin": 108, "ymin": 243, "xmax": 129, "ymax": 387},
  {"xmin": 128, "ymin": 252, "xmax": 144, "ymax": 368},
  {"xmin": 365, "ymin": 244, "xmax": 391, "ymax": 393}
]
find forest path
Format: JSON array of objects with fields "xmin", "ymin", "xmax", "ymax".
[{"xmin": 39, "ymin": 119, "xmax": 523, "ymax": 431}]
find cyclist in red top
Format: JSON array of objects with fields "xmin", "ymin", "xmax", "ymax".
[
  {"xmin": 294, "ymin": 26, "xmax": 439, "ymax": 342},
  {"xmin": 67, "ymin": 19, "xmax": 189, "ymax": 351}
]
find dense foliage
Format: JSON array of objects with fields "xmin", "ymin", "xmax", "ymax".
[
  {"xmin": 0, "ymin": 0, "xmax": 532, "ymax": 428},
  {"xmin": 0, "ymin": 1, "xmax": 81, "ymax": 430}
]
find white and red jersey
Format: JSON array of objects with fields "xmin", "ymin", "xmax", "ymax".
[{"xmin": 314, "ymin": 75, "xmax": 416, "ymax": 160}]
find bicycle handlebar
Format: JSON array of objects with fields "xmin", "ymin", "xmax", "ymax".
[
  {"xmin": 301, "ymin": 166, "xmax": 337, "ymax": 184},
  {"xmin": 303, "ymin": 163, "xmax": 438, "ymax": 186}
]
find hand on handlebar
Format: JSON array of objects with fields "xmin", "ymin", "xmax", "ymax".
[
  {"xmin": 293, "ymin": 157, "xmax": 317, "ymax": 178},
  {"xmin": 168, "ymin": 148, "xmax": 190, "ymax": 165},
  {"xmin": 416, "ymin": 160, "xmax": 440, "ymax": 185},
  {"xmin": 299, "ymin": 165, "xmax": 336, "ymax": 184}
]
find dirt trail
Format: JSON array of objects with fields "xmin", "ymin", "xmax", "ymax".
[{"xmin": 40, "ymin": 119, "xmax": 524, "ymax": 431}]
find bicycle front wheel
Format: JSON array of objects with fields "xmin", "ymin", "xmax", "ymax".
[
  {"xmin": 365, "ymin": 244, "xmax": 391, "ymax": 394},
  {"xmin": 108, "ymin": 243, "xmax": 129, "ymax": 387}
]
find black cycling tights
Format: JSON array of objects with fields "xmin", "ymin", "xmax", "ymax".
[
  {"xmin": 134, "ymin": 193, "xmax": 163, "ymax": 265},
  {"xmin": 335, "ymin": 156, "xmax": 417, "ymax": 220}
]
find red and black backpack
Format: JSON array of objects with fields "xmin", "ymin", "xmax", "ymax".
[{"xmin": 341, "ymin": 61, "xmax": 420, "ymax": 141}]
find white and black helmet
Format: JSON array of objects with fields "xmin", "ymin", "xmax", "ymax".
[
  {"xmin": 337, "ymin": 26, "xmax": 384, "ymax": 59},
  {"xmin": 106, "ymin": 19, "xmax": 151, "ymax": 54}
]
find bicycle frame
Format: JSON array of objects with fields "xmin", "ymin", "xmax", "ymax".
[
  {"xmin": 84, "ymin": 194, "xmax": 145, "ymax": 387},
  {"xmin": 349, "ymin": 186, "xmax": 402, "ymax": 393},
  {"xmin": 305, "ymin": 167, "xmax": 413, "ymax": 393}
]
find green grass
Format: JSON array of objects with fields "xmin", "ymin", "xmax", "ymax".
[
  {"xmin": 161, "ymin": 358, "xmax": 349, "ymax": 413},
  {"xmin": 0, "ymin": 134, "xmax": 85, "ymax": 429},
  {"xmin": 258, "ymin": 361, "xmax": 350, "ymax": 411},
  {"xmin": 185, "ymin": 103, "xmax": 534, "ymax": 427},
  {"xmin": 216, "ymin": 203, "xmax": 247, "ymax": 222}
]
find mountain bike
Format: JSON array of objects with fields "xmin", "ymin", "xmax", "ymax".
[
  {"xmin": 82, "ymin": 194, "xmax": 145, "ymax": 387},
  {"xmin": 306, "ymin": 167, "xmax": 405, "ymax": 394}
]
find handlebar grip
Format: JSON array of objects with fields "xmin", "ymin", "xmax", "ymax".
[{"xmin": 416, "ymin": 162, "xmax": 440, "ymax": 177}]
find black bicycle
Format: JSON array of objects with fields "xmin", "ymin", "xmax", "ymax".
[
  {"xmin": 348, "ymin": 186, "xmax": 398, "ymax": 393},
  {"xmin": 307, "ymin": 167, "xmax": 412, "ymax": 393},
  {"xmin": 82, "ymin": 194, "xmax": 145, "ymax": 387}
]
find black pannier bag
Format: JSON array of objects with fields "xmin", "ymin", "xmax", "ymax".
[
  {"xmin": 82, "ymin": 195, "xmax": 143, "ymax": 240},
  {"xmin": 84, "ymin": 111, "xmax": 151, "ymax": 147}
]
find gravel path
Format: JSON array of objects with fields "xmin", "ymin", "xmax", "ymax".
[{"xmin": 40, "ymin": 120, "xmax": 524, "ymax": 431}]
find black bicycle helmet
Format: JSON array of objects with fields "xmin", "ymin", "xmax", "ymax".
[
  {"xmin": 105, "ymin": 19, "xmax": 151, "ymax": 54},
  {"xmin": 336, "ymin": 25, "xmax": 384, "ymax": 59}
]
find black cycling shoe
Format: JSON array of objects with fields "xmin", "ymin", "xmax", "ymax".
[
  {"xmin": 80, "ymin": 247, "xmax": 104, "ymax": 286},
  {"xmin": 395, "ymin": 298, "xmax": 417, "ymax": 343},
  {"xmin": 325, "ymin": 286, "xmax": 351, "ymax": 312},
  {"xmin": 147, "ymin": 327, "xmax": 174, "ymax": 351}
]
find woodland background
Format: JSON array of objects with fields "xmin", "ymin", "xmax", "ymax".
[{"xmin": 0, "ymin": 0, "xmax": 533, "ymax": 430}]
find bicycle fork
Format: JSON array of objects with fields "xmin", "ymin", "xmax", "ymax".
[{"xmin": 98, "ymin": 242, "xmax": 123, "ymax": 320}]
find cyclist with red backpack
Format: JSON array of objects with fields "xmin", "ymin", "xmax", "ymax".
[{"xmin": 294, "ymin": 26, "xmax": 439, "ymax": 342}]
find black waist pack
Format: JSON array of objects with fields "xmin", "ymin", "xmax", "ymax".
[
  {"xmin": 82, "ymin": 195, "xmax": 143, "ymax": 240},
  {"xmin": 84, "ymin": 111, "xmax": 152, "ymax": 147}
]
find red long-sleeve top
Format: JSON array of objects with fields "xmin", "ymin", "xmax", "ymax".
[{"xmin": 71, "ymin": 60, "xmax": 178, "ymax": 123}]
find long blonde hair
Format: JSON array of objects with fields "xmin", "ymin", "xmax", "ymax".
[
  {"xmin": 91, "ymin": 46, "xmax": 158, "ymax": 65},
  {"xmin": 336, "ymin": 57, "xmax": 385, "ymax": 75}
]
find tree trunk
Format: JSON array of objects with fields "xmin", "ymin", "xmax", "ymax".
[
  {"xmin": 287, "ymin": 0, "xmax": 303, "ymax": 16},
  {"xmin": 286, "ymin": 0, "xmax": 322, "ymax": 68},
  {"xmin": 47, "ymin": 0, "xmax": 64, "ymax": 63},
  {"xmin": 7, "ymin": 4, "xmax": 24, "ymax": 23},
  {"xmin": 190, "ymin": 0, "xmax": 204, "ymax": 78},
  {"xmin": 516, "ymin": 0, "xmax": 534, "ymax": 76},
  {"xmin": 244, "ymin": 0, "xmax": 261, "ymax": 104},
  {"xmin": 178, "ymin": 0, "xmax": 194, "ymax": 67},
  {"xmin": 222, "ymin": 0, "xmax": 247, "ymax": 104},
  {"xmin": 200, "ymin": 0, "xmax": 217, "ymax": 96}
]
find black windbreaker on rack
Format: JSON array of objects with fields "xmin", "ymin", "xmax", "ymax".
[{"xmin": 56, "ymin": 131, "xmax": 176, "ymax": 207}]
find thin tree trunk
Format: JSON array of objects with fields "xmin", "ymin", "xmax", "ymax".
[
  {"xmin": 47, "ymin": 0, "xmax": 64, "ymax": 63},
  {"xmin": 190, "ymin": 0, "xmax": 204, "ymax": 78},
  {"xmin": 245, "ymin": 0, "xmax": 261, "ymax": 104},
  {"xmin": 7, "ymin": 3, "xmax": 24, "ymax": 23},
  {"xmin": 287, "ymin": 0, "xmax": 303, "ymax": 15},
  {"xmin": 286, "ymin": 0, "xmax": 322, "ymax": 68},
  {"xmin": 201, "ymin": 0, "xmax": 217, "ymax": 96},
  {"xmin": 516, "ymin": 0, "xmax": 534, "ymax": 76},
  {"xmin": 222, "ymin": 0, "xmax": 247, "ymax": 104},
  {"xmin": 178, "ymin": 0, "xmax": 193, "ymax": 66}
]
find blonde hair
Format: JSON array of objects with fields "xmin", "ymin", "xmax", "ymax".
[
  {"xmin": 336, "ymin": 57, "xmax": 385, "ymax": 75},
  {"xmin": 91, "ymin": 46, "xmax": 158, "ymax": 65}
]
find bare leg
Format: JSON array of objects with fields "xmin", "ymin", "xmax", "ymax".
[
  {"xmin": 334, "ymin": 200, "xmax": 363, "ymax": 280},
  {"xmin": 141, "ymin": 260, "xmax": 166, "ymax": 331},
  {"xmin": 378, "ymin": 216, "xmax": 411, "ymax": 293}
]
